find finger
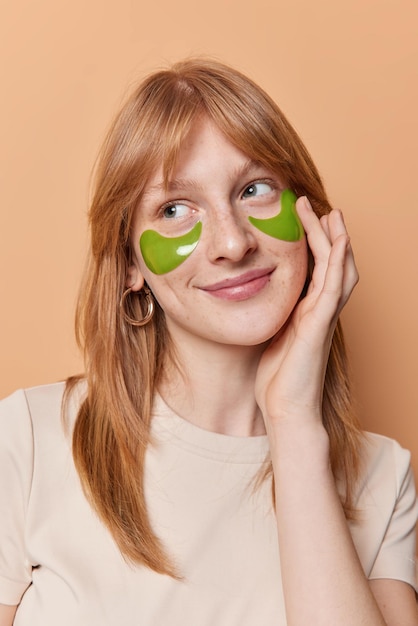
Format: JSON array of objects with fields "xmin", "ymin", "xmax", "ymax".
[
  {"xmin": 342, "ymin": 244, "xmax": 359, "ymax": 302},
  {"xmin": 327, "ymin": 208, "xmax": 347, "ymax": 242},
  {"xmin": 296, "ymin": 197, "xmax": 331, "ymax": 254},
  {"xmin": 297, "ymin": 199, "xmax": 358, "ymax": 305},
  {"xmin": 315, "ymin": 233, "xmax": 349, "ymax": 321},
  {"xmin": 322, "ymin": 240, "xmax": 359, "ymax": 324},
  {"xmin": 296, "ymin": 197, "xmax": 332, "ymax": 291},
  {"xmin": 319, "ymin": 214, "xmax": 331, "ymax": 240},
  {"xmin": 326, "ymin": 210, "xmax": 359, "ymax": 301}
]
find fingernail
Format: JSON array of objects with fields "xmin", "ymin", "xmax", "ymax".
[{"xmin": 303, "ymin": 196, "xmax": 312, "ymax": 210}]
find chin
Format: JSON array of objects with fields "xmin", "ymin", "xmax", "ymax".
[{"xmin": 217, "ymin": 323, "xmax": 284, "ymax": 349}]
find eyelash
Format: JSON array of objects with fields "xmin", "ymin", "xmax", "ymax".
[
  {"xmin": 157, "ymin": 177, "xmax": 278, "ymax": 218},
  {"xmin": 159, "ymin": 200, "xmax": 193, "ymax": 220},
  {"xmin": 241, "ymin": 179, "xmax": 277, "ymax": 198}
]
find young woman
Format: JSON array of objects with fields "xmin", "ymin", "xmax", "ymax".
[{"xmin": 0, "ymin": 58, "xmax": 417, "ymax": 625}]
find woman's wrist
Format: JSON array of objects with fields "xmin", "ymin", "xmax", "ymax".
[{"xmin": 265, "ymin": 413, "xmax": 331, "ymax": 470}]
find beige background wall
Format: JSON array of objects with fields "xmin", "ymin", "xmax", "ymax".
[{"xmin": 1, "ymin": 1, "xmax": 417, "ymax": 480}]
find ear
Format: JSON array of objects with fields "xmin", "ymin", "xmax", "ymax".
[{"xmin": 126, "ymin": 265, "xmax": 145, "ymax": 292}]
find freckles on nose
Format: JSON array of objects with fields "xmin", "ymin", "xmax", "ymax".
[{"xmin": 208, "ymin": 213, "xmax": 256, "ymax": 257}]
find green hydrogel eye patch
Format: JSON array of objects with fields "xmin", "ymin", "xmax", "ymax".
[
  {"xmin": 248, "ymin": 189, "xmax": 304, "ymax": 241},
  {"xmin": 140, "ymin": 221, "xmax": 202, "ymax": 275}
]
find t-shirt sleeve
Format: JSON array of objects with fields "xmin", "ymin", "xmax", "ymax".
[
  {"xmin": 368, "ymin": 438, "xmax": 418, "ymax": 590},
  {"xmin": 0, "ymin": 390, "xmax": 34, "ymax": 605}
]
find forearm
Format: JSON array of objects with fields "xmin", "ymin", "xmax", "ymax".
[
  {"xmin": 0, "ymin": 604, "xmax": 17, "ymax": 626},
  {"xmin": 268, "ymin": 418, "xmax": 386, "ymax": 626}
]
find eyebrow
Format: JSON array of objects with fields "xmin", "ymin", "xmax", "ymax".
[{"xmin": 141, "ymin": 159, "xmax": 267, "ymax": 199}]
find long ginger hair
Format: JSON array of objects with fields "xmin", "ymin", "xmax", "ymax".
[{"xmin": 69, "ymin": 58, "xmax": 362, "ymax": 577}]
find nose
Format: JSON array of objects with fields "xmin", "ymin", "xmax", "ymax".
[{"xmin": 205, "ymin": 207, "xmax": 257, "ymax": 263}]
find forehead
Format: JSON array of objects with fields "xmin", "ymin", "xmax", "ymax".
[
  {"xmin": 141, "ymin": 117, "xmax": 274, "ymax": 199},
  {"xmin": 142, "ymin": 161, "xmax": 268, "ymax": 199}
]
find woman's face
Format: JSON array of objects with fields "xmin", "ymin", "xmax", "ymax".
[{"xmin": 129, "ymin": 116, "xmax": 308, "ymax": 348}]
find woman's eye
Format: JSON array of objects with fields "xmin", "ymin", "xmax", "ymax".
[
  {"xmin": 242, "ymin": 182, "xmax": 273, "ymax": 198},
  {"xmin": 162, "ymin": 203, "xmax": 190, "ymax": 219}
]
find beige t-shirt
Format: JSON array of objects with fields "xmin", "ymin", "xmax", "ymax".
[{"xmin": 0, "ymin": 382, "xmax": 416, "ymax": 625}]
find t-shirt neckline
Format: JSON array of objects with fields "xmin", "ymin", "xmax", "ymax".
[{"xmin": 151, "ymin": 393, "xmax": 270, "ymax": 464}]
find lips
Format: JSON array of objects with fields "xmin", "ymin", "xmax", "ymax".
[{"xmin": 200, "ymin": 268, "xmax": 274, "ymax": 301}]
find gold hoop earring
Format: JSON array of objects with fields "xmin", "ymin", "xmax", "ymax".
[{"xmin": 120, "ymin": 286, "xmax": 155, "ymax": 326}]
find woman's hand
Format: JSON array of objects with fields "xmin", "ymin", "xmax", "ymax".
[
  {"xmin": 255, "ymin": 196, "xmax": 359, "ymax": 428},
  {"xmin": 256, "ymin": 197, "xmax": 393, "ymax": 626}
]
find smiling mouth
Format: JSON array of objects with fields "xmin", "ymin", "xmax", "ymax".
[{"xmin": 200, "ymin": 269, "xmax": 274, "ymax": 301}]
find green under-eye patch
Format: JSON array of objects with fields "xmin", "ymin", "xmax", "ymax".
[
  {"xmin": 140, "ymin": 221, "xmax": 202, "ymax": 275},
  {"xmin": 248, "ymin": 189, "xmax": 304, "ymax": 241}
]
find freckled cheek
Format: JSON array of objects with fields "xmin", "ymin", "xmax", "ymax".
[
  {"xmin": 293, "ymin": 243, "xmax": 309, "ymax": 282},
  {"xmin": 269, "ymin": 239, "xmax": 308, "ymax": 276},
  {"xmin": 140, "ymin": 263, "xmax": 195, "ymax": 314},
  {"xmin": 270, "ymin": 243, "xmax": 309, "ymax": 304}
]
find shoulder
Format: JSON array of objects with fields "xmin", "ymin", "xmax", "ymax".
[
  {"xmin": 1, "ymin": 381, "xmax": 66, "ymax": 416},
  {"xmin": 350, "ymin": 432, "xmax": 417, "ymax": 589},
  {"xmin": 23, "ymin": 380, "xmax": 68, "ymax": 407},
  {"xmin": 0, "ymin": 380, "xmax": 86, "ymax": 444},
  {"xmin": 358, "ymin": 432, "xmax": 413, "ymax": 494},
  {"xmin": 0, "ymin": 382, "xmax": 62, "ymax": 430},
  {"xmin": 354, "ymin": 432, "xmax": 415, "ymax": 517}
]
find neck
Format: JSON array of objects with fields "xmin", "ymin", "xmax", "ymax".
[{"xmin": 158, "ymin": 330, "xmax": 267, "ymax": 437}]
